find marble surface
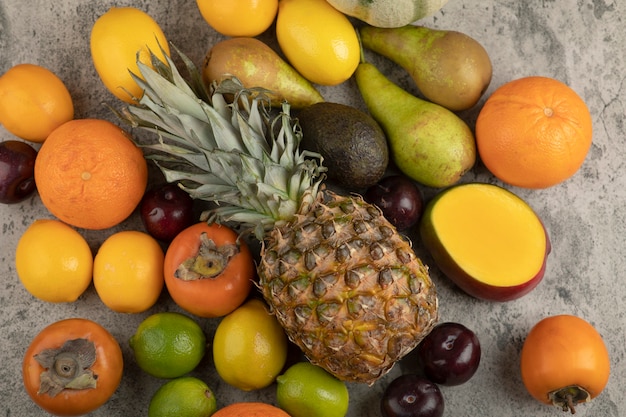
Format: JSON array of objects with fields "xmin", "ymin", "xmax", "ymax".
[{"xmin": 1, "ymin": 1, "xmax": 624, "ymax": 416}]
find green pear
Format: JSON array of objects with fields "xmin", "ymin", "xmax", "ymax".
[
  {"xmin": 360, "ymin": 25, "xmax": 492, "ymax": 111},
  {"xmin": 355, "ymin": 61, "xmax": 475, "ymax": 188},
  {"xmin": 202, "ymin": 37, "xmax": 324, "ymax": 109}
]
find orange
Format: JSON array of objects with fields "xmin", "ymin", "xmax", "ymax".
[
  {"xmin": 34, "ymin": 118, "xmax": 148, "ymax": 230},
  {"xmin": 0, "ymin": 63, "xmax": 74, "ymax": 143},
  {"xmin": 93, "ymin": 230, "xmax": 164, "ymax": 313},
  {"xmin": 475, "ymin": 76, "xmax": 592, "ymax": 189},
  {"xmin": 212, "ymin": 402, "xmax": 291, "ymax": 417},
  {"xmin": 196, "ymin": 0, "xmax": 278, "ymax": 37},
  {"xmin": 15, "ymin": 219, "xmax": 93, "ymax": 303}
]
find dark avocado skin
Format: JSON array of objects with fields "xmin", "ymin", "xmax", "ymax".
[{"xmin": 296, "ymin": 102, "xmax": 389, "ymax": 189}]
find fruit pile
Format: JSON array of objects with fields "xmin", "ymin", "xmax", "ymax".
[{"xmin": 0, "ymin": 1, "xmax": 609, "ymax": 416}]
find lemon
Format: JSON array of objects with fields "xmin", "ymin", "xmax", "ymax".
[
  {"xmin": 15, "ymin": 219, "xmax": 92, "ymax": 303},
  {"xmin": 148, "ymin": 376, "xmax": 217, "ymax": 417},
  {"xmin": 90, "ymin": 7, "xmax": 170, "ymax": 103},
  {"xmin": 213, "ymin": 298, "xmax": 288, "ymax": 391},
  {"xmin": 276, "ymin": 362, "xmax": 349, "ymax": 417},
  {"xmin": 130, "ymin": 312, "xmax": 206, "ymax": 379},
  {"xmin": 276, "ymin": 0, "xmax": 359, "ymax": 86},
  {"xmin": 93, "ymin": 230, "xmax": 164, "ymax": 313}
]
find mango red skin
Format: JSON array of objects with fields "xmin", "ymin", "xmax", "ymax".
[{"xmin": 419, "ymin": 190, "xmax": 551, "ymax": 302}]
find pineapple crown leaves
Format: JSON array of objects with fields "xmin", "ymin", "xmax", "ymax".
[{"xmin": 116, "ymin": 45, "xmax": 327, "ymax": 240}]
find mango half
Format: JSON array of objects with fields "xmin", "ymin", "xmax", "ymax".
[{"xmin": 419, "ymin": 183, "xmax": 550, "ymax": 302}]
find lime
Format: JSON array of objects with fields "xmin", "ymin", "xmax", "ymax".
[
  {"xmin": 148, "ymin": 376, "xmax": 217, "ymax": 417},
  {"xmin": 212, "ymin": 298, "xmax": 288, "ymax": 391},
  {"xmin": 129, "ymin": 312, "xmax": 206, "ymax": 379},
  {"xmin": 276, "ymin": 362, "xmax": 349, "ymax": 417}
]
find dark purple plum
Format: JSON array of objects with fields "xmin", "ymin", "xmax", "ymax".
[
  {"xmin": 381, "ymin": 374, "xmax": 444, "ymax": 417},
  {"xmin": 0, "ymin": 140, "xmax": 37, "ymax": 204},
  {"xmin": 140, "ymin": 183, "xmax": 195, "ymax": 242},
  {"xmin": 417, "ymin": 322, "xmax": 481, "ymax": 386},
  {"xmin": 364, "ymin": 175, "xmax": 423, "ymax": 231}
]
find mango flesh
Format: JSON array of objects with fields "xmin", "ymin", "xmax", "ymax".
[
  {"xmin": 420, "ymin": 183, "xmax": 549, "ymax": 301},
  {"xmin": 202, "ymin": 37, "xmax": 324, "ymax": 109},
  {"xmin": 355, "ymin": 62, "xmax": 475, "ymax": 188},
  {"xmin": 360, "ymin": 25, "xmax": 492, "ymax": 111}
]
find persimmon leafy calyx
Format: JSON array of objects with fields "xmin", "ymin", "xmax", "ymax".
[
  {"xmin": 33, "ymin": 338, "xmax": 98, "ymax": 397},
  {"xmin": 175, "ymin": 232, "xmax": 239, "ymax": 280},
  {"xmin": 549, "ymin": 385, "xmax": 590, "ymax": 414}
]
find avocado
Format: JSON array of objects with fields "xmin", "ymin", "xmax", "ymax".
[{"xmin": 296, "ymin": 102, "xmax": 389, "ymax": 190}]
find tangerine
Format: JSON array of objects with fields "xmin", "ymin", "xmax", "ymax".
[
  {"xmin": 212, "ymin": 402, "xmax": 291, "ymax": 417},
  {"xmin": 0, "ymin": 63, "xmax": 74, "ymax": 143},
  {"xmin": 34, "ymin": 118, "xmax": 148, "ymax": 230},
  {"xmin": 475, "ymin": 76, "xmax": 592, "ymax": 189},
  {"xmin": 196, "ymin": 0, "xmax": 278, "ymax": 37}
]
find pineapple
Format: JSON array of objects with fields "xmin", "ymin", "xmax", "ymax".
[{"xmin": 119, "ymin": 48, "xmax": 438, "ymax": 385}]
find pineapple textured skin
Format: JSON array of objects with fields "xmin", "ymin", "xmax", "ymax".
[{"xmin": 258, "ymin": 191, "xmax": 438, "ymax": 385}]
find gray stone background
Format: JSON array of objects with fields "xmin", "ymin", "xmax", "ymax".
[{"xmin": 1, "ymin": 0, "xmax": 624, "ymax": 416}]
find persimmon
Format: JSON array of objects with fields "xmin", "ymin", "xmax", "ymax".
[
  {"xmin": 520, "ymin": 314, "xmax": 610, "ymax": 414},
  {"xmin": 164, "ymin": 222, "xmax": 255, "ymax": 318},
  {"xmin": 22, "ymin": 318, "xmax": 123, "ymax": 416}
]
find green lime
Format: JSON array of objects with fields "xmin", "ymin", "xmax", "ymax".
[
  {"xmin": 148, "ymin": 376, "xmax": 217, "ymax": 417},
  {"xmin": 129, "ymin": 312, "xmax": 206, "ymax": 379},
  {"xmin": 276, "ymin": 361, "xmax": 349, "ymax": 417}
]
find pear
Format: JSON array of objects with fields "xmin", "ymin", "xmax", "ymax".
[
  {"xmin": 360, "ymin": 25, "xmax": 492, "ymax": 111},
  {"xmin": 355, "ymin": 61, "xmax": 475, "ymax": 188},
  {"xmin": 202, "ymin": 37, "xmax": 324, "ymax": 109}
]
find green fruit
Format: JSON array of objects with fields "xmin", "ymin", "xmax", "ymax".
[
  {"xmin": 277, "ymin": 362, "xmax": 349, "ymax": 417},
  {"xmin": 129, "ymin": 312, "xmax": 206, "ymax": 379},
  {"xmin": 360, "ymin": 25, "xmax": 492, "ymax": 111},
  {"xmin": 297, "ymin": 102, "xmax": 388, "ymax": 189},
  {"xmin": 148, "ymin": 377, "xmax": 217, "ymax": 417},
  {"xmin": 355, "ymin": 61, "xmax": 475, "ymax": 188}
]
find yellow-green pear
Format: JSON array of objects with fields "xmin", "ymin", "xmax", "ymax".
[
  {"xmin": 202, "ymin": 37, "xmax": 324, "ymax": 109},
  {"xmin": 355, "ymin": 61, "xmax": 475, "ymax": 188},
  {"xmin": 360, "ymin": 25, "xmax": 492, "ymax": 111}
]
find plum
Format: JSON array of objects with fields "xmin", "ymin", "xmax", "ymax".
[
  {"xmin": 381, "ymin": 374, "xmax": 444, "ymax": 417},
  {"xmin": 417, "ymin": 322, "xmax": 481, "ymax": 386},
  {"xmin": 364, "ymin": 174, "xmax": 423, "ymax": 231},
  {"xmin": 0, "ymin": 140, "xmax": 37, "ymax": 204},
  {"xmin": 140, "ymin": 183, "xmax": 195, "ymax": 242}
]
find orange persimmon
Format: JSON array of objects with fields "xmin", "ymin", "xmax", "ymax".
[
  {"xmin": 520, "ymin": 314, "xmax": 610, "ymax": 413},
  {"xmin": 22, "ymin": 318, "xmax": 123, "ymax": 416},
  {"xmin": 164, "ymin": 222, "xmax": 255, "ymax": 318}
]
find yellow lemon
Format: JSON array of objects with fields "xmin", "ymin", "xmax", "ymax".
[
  {"xmin": 15, "ymin": 219, "xmax": 92, "ymax": 302},
  {"xmin": 93, "ymin": 230, "xmax": 164, "ymax": 313},
  {"xmin": 276, "ymin": 0, "xmax": 359, "ymax": 86},
  {"xmin": 196, "ymin": 0, "xmax": 279, "ymax": 37},
  {"xmin": 0, "ymin": 64, "xmax": 74, "ymax": 143},
  {"xmin": 90, "ymin": 7, "xmax": 170, "ymax": 103},
  {"xmin": 213, "ymin": 298, "xmax": 288, "ymax": 391}
]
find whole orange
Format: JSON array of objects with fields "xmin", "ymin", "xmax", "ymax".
[
  {"xmin": 34, "ymin": 118, "xmax": 148, "ymax": 230},
  {"xmin": 475, "ymin": 76, "xmax": 592, "ymax": 189},
  {"xmin": 0, "ymin": 63, "xmax": 74, "ymax": 143}
]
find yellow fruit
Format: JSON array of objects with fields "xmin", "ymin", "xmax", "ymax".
[
  {"xmin": 196, "ymin": 0, "xmax": 278, "ymax": 37},
  {"xmin": 276, "ymin": 0, "xmax": 359, "ymax": 86},
  {"xmin": 148, "ymin": 377, "xmax": 217, "ymax": 417},
  {"xmin": 213, "ymin": 298, "xmax": 288, "ymax": 391},
  {"xmin": 93, "ymin": 230, "xmax": 164, "ymax": 313},
  {"xmin": 277, "ymin": 362, "xmax": 350, "ymax": 417},
  {"xmin": 130, "ymin": 312, "xmax": 206, "ymax": 379},
  {"xmin": 15, "ymin": 219, "xmax": 92, "ymax": 303},
  {"xmin": 90, "ymin": 7, "xmax": 170, "ymax": 103},
  {"xmin": 0, "ymin": 63, "xmax": 74, "ymax": 143}
]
